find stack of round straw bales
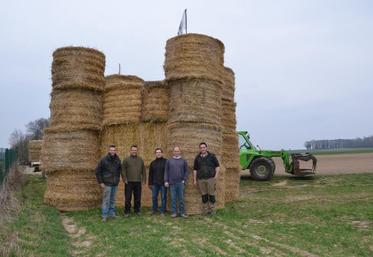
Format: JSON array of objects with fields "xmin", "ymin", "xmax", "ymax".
[
  {"xmin": 28, "ymin": 140, "xmax": 43, "ymax": 163},
  {"xmin": 101, "ymin": 74, "xmax": 155, "ymax": 207},
  {"xmin": 164, "ymin": 34, "xmax": 226, "ymax": 214},
  {"xmin": 221, "ymin": 67, "xmax": 240, "ymax": 203},
  {"xmin": 42, "ymin": 47, "xmax": 105, "ymax": 211}
]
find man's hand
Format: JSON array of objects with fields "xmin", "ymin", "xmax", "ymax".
[
  {"xmin": 164, "ymin": 182, "xmax": 169, "ymax": 187},
  {"xmin": 100, "ymin": 183, "xmax": 105, "ymax": 189},
  {"xmin": 193, "ymin": 179, "xmax": 197, "ymax": 186},
  {"xmin": 148, "ymin": 185, "xmax": 152, "ymax": 190}
]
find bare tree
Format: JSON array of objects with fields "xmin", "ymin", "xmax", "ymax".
[
  {"xmin": 26, "ymin": 118, "xmax": 49, "ymax": 140},
  {"xmin": 8, "ymin": 129, "xmax": 29, "ymax": 163}
]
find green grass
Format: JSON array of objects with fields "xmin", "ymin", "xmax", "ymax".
[
  {"xmin": 0, "ymin": 176, "xmax": 70, "ymax": 257},
  {"xmin": 1, "ymin": 174, "xmax": 373, "ymax": 256}
]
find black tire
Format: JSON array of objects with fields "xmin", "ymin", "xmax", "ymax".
[
  {"xmin": 268, "ymin": 158, "xmax": 276, "ymax": 174},
  {"xmin": 249, "ymin": 157, "xmax": 275, "ymax": 181}
]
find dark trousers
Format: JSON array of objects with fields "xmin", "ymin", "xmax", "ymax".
[{"xmin": 124, "ymin": 182, "xmax": 142, "ymax": 214}]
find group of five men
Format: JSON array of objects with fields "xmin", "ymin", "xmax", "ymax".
[{"xmin": 95, "ymin": 143, "xmax": 220, "ymax": 221}]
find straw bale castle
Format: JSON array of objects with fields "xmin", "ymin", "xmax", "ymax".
[{"xmin": 41, "ymin": 33, "xmax": 240, "ymax": 214}]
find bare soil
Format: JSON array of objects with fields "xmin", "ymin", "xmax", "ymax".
[{"xmin": 275, "ymin": 152, "xmax": 373, "ymax": 175}]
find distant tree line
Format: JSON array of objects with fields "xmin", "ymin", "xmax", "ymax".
[
  {"xmin": 8, "ymin": 118, "xmax": 49, "ymax": 163},
  {"xmin": 305, "ymin": 136, "xmax": 373, "ymax": 150}
]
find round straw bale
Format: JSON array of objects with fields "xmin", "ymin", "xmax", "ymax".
[
  {"xmin": 167, "ymin": 78, "xmax": 222, "ymax": 125},
  {"xmin": 224, "ymin": 167, "xmax": 241, "ymax": 203},
  {"xmin": 44, "ymin": 170, "xmax": 101, "ymax": 211},
  {"xmin": 52, "ymin": 46, "xmax": 105, "ymax": 91},
  {"xmin": 164, "ymin": 33, "xmax": 225, "ymax": 83},
  {"xmin": 49, "ymin": 88, "xmax": 102, "ymax": 131},
  {"xmin": 142, "ymin": 81, "xmax": 169, "ymax": 122},
  {"xmin": 166, "ymin": 122, "xmax": 222, "ymax": 166},
  {"xmin": 222, "ymin": 67, "xmax": 235, "ymax": 102},
  {"xmin": 28, "ymin": 140, "xmax": 43, "ymax": 162},
  {"xmin": 103, "ymin": 75, "xmax": 144, "ymax": 126},
  {"xmin": 41, "ymin": 129, "xmax": 100, "ymax": 174}
]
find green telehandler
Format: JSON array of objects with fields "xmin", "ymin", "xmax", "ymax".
[{"xmin": 238, "ymin": 131, "xmax": 317, "ymax": 181}]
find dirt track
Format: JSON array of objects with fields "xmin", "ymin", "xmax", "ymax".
[{"xmin": 242, "ymin": 153, "xmax": 373, "ymax": 176}]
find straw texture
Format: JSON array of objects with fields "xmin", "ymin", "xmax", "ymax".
[
  {"xmin": 166, "ymin": 122, "xmax": 222, "ymax": 163},
  {"xmin": 164, "ymin": 33, "xmax": 225, "ymax": 83},
  {"xmin": 224, "ymin": 168, "xmax": 241, "ymax": 202},
  {"xmin": 52, "ymin": 47, "xmax": 105, "ymax": 91},
  {"xmin": 222, "ymin": 67, "xmax": 235, "ymax": 102},
  {"xmin": 167, "ymin": 79, "xmax": 222, "ymax": 125},
  {"xmin": 28, "ymin": 140, "xmax": 43, "ymax": 162},
  {"xmin": 44, "ymin": 170, "xmax": 101, "ymax": 211},
  {"xmin": 41, "ymin": 128, "xmax": 100, "ymax": 174},
  {"xmin": 49, "ymin": 88, "xmax": 102, "ymax": 131},
  {"xmin": 103, "ymin": 75, "xmax": 144, "ymax": 126},
  {"xmin": 142, "ymin": 81, "xmax": 169, "ymax": 122}
]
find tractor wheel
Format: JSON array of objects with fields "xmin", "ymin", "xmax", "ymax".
[
  {"xmin": 268, "ymin": 158, "xmax": 276, "ymax": 173},
  {"xmin": 249, "ymin": 157, "xmax": 274, "ymax": 181}
]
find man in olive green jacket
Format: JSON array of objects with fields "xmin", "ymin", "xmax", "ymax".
[{"xmin": 121, "ymin": 145, "xmax": 146, "ymax": 216}]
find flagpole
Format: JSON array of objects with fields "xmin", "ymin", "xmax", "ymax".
[{"xmin": 185, "ymin": 9, "xmax": 187, "ymax": 34}]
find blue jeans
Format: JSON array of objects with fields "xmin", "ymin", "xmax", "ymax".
[
  {"xmin": 102, "ymin": 185, "xmax": 117, "ymax": 218},
  {"xmin": 152, "ymin": 185, "xmax": 167, "ymax": 213},
  {"xmin": 170, "ymin": 182, "xmax": 185, "ymax": 215}
]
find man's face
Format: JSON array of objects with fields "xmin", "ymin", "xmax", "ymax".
[
  {"xmin": 199, "ymin": 144, "xmax": 207, "ymax": 155},
  {"xmin": 109, "ymin": 147, "xmax": 116, "ymax": 156},
  {"xmin": 155, "ymin": 149, "xmax": 163, "ymax": 159},
  {"xmin": 130, "ymin": 147, "xmax": 138, "ymax": 156},
  {"xmin": 173, "ymin": 147, "xmax": 181, "ymax": 157}
]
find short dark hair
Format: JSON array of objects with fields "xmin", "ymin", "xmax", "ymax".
[
  {"xmin": 130, "ymin": 144, "xmax": 138, "ymax": 149},
  {"xmin": 154, "ymin": 147, "xmax": 163, "ymax": 153},
  {"xmin": 109, "ymin": 144, "xmax": 116, "ymax": 148},
  {"xmin": 199, "ymin": 142, "xmax": 208, "ymax": 147}
]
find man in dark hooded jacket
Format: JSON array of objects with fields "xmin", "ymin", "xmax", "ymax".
[{"xmin": 96, "ymin": 145, "xmax": 122, "ymax": 221}]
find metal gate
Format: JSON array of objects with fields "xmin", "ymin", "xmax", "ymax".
[{"xmin": 0, "ymin": 148, "xmax": 17, "ymax": 185}]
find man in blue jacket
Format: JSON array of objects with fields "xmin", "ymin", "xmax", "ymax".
[
  {"xmin": 164, "ymin": 146, "xmax": 188, "ymax": 218},
  {"xmin": 96, "ymin": 145, "xmax": 122, "ymax": 222}
]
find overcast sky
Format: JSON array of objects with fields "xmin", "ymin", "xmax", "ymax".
[{"xmin": 1, "ymin": 0, "xmax": 372, "ymax": 149}]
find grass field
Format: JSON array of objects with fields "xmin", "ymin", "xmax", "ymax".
[{"xmin": 1, "ymin": 173, "xmax": 372, "ymax": 257}]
